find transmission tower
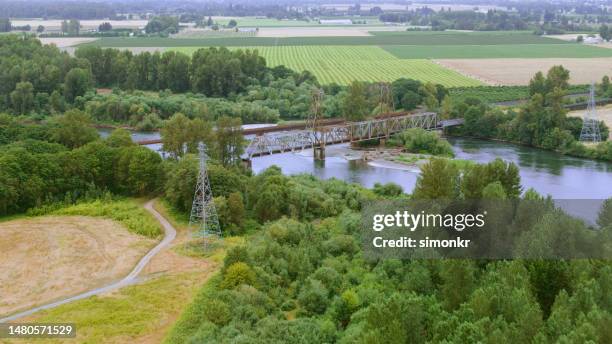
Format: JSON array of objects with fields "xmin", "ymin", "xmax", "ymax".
[
  {"xmin": 580, "ymin": 83, "xmax": 602, "ymax": 143},
  {"xmin": 189, "ymin": 142, "xmax": 221, "ymax": 244}
]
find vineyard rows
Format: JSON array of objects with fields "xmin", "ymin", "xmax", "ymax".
[{"xmin": 176, "ymin": 45, "xmax": 482, "ymax": 86}]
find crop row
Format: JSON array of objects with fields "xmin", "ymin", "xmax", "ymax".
[{"xmin": 195, "ymin": 46, "xmax": 483, "ymax": 86}]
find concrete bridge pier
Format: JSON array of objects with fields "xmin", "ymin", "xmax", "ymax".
[
  {"xmin": 313, "ymin": 144, "xmax": 325, "ymax": 160},
  {"xmin": 241, "ymin": 158, "xmax": 252, "ymax": 170}
]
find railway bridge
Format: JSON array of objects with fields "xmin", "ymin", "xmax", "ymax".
[
  {"xmin": 245, "ymin": 112, "xmax": 463, "ymax": 160},
  {"xmin": 136, "ymin": 112, "xmax": 464, "ymax": 161}
]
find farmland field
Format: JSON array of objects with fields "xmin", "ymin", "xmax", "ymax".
[
  {"xmin": 383, "ymin": 44, "xmax": 612, "ymax": 59},
  {"xmin": 77, "ymin": 30, "xmax": 612, "ymax": 86},
  {"xmin": 174, "ymin": 45, "xmax": 482, "ymax": 86},
  {"xmin": 85, "ymin": 31, "xmax": 567, "ymax": 47},
  {"xmin": 436, "ymin": 58, "xmax": 612, "ymax": 85},
  {"xmin": 211, "ymin": 16, "xmax": 384, "ymax": 27}
]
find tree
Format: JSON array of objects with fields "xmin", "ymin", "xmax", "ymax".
[
  {"xmin": 545, "ymin": 65, "xmax": 570, "ymax": 94},
  {"xmin": 160, "ymin": 113, "xmax": 189, "ymax": 158},
  {"xmin": 228, "ymin": 19, "xmax": 238, "ymax": 28},
  {"xmin": 145, "ymin": 16, "xmax": 179, "ymax": 34},
  {"xmin": 63, "ymin": 68, "xmax": 91, "ymax": 102},
  {"xmin": 419, "ymin": 82, "xmax": 439, "ymax": 111},
  {"xmin": 401, "ymin": 90, "xmax": 421, "ymax": 110},
  {"xmin": 68, "ymin": 19, "xmax": 80, "ymax": 35},
  {"xmin": 117, "ymin": 146, "xmax": 164, "ymax": 195},
  {"xmin": 600, "ymin": 24, "xmax": 610, "ymax": 42},
  {"xmin": 412, "ymin": 158, "xmax": 459, "ymax": 199},
  {"xmin": 215, "ymin": 116, "xmax": 244, "ymax": 166},
  {"xmin": 0, "ymin": 18, "xmax": 11, "ymax": 32},
  {"xmin": 440, "ymin": 260, "xmax": 477, "ymax": 309},
  {"xmin": 36, "ymin": 25, "xmax": 44, "ymax": 33},
  {"xmin": 10, "ymin": 82, "xmax": 34, "ymax": 115},
  {"xmin": 600, "ymin": 75, "xmax": 610, "ymax": 96},
  {"xmin": 50, "ymin": 109, "xmax": 99, "ymax": 148},
  {"xmin": 49, "ymin": 90, "xmax": 65, "ymax": 113},
  {"xmin": 161, "ymin": 113, "xmax": 213, "ymax": 159},
  {"xmin": 391, "ymin": 78, "xmax": 422, "ymax": 109},
  {"xmin": 391, "ymin": 128, "xmax": 454, "ymax": 156},
  {"xmin": 298, "ymin": 279, "xmax": 330, "ymax": 315},
  {"xmin": 164, "ymin": 154, "xmax": 198, "ymax": 211},
  {"xmin": 597, "ymin": 198, "xmax": 612, "ymax": 228},
  {"xmin": 462, "ymin": 159, "xmax": 521, "ymax": 199},
  {"xmin": 528, "ymin": 71, "xmax": 547, "ymax": 97},
  {"xmin": 98, "ymin": 22, "xmax": 112, "ymax": 32},
  {"xmin": 343, "ymin": 81, "xmax": 368, "ymax": 121},
  {"xmin": 227, "ymin": 192, "xmax": 245, "ymax": 228},
  {"xmin": 220, "ymin": 262, "xmax": 257, "ymax": 289},
  {"xmin": 362, "ymin": 293, "xmax": 428, "ymax": 344},
  {"xmin": 105, "ymin": 128, "xmax": 134, "ymax": 147},
  {"xmin": 482, "ymin": 181, "xmax": 507, "ymax": 199},
  {"xmin": 372, "ymin": 182, "xmax": 403, "ymax": 197},
  {"xmin": 158, "ymin": 51, "xmax": 190, "ymax": 92}
]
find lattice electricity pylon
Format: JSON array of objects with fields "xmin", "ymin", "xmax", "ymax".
[
  {"xmin": 189, "ymin": 142, "xmax": 222, "ymax": 244},
  {"xmin": 580, "ymin": 83, "xmax": 602, "ymax": 143}
]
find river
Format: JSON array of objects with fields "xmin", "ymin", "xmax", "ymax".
[
  {"xmin": 100, "ymin": 129, "xmax": 612, "ymax": 200},
  {"xmin": 251, "ymin": 137, "xmax": 612, "ymax": 200}
]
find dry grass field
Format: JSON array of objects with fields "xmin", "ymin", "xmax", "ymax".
[
  {"xmin": 39, "ymin": 37, "xmax": 99, "ymax": 48},
  {"xmin": 0, "ymin": 216, "xmax": 155, "ymax": 317},
  {"xmin": 435, "ymin": 58, "xmax": 612, "ymax": 85}
]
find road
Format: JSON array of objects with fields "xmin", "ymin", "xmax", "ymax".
[{"xmin": 0, "ymin": 200, "xmax": 176, "ymax": 323}]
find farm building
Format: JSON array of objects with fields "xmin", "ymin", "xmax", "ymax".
[
  {"xmin": 584, "ymin": 36, "xmax": 603, "ymax": 44},
  {"xmin": 319, "ymin": 19, "xmax": 353, "ymax": 25}
]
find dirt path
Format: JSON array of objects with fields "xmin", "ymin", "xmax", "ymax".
[{"xmin": 0, "ymin": 200, "xmax": 176, "ymax": 323}]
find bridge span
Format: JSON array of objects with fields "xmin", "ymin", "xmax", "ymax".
[{"xmin": 245, "ymin": 112, "xmax": 463, "ymax": 159}]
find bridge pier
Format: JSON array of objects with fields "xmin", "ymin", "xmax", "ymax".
[
  {"xmin": 241, "ymin": 158, "xmax": 252, "ymax": 170},
  {"xmin": 313, "ymin": 145, "xmax": 325, "ymax": 160}
]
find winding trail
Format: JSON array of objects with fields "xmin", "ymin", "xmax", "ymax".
[{"xmin": 0, "ymin": 200, "xmax": 176, "ymax": 323}]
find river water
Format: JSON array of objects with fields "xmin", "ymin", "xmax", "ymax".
[
  {"xmin": 100, "ymin": 129, "xmax": 612, "ymax": 199},
  {"xmin": 251, "ymin": 137, "xmax": 612, "ymax": 200}
]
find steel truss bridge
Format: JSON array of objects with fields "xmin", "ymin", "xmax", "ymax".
[{"xmin": 245, "ymin": 112, "xmax": 463, "ymax": 158}]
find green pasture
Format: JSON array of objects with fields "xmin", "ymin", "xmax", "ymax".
[{"xmin": 174, "ymin": 45, "xmax": 482, "ymax": 87}]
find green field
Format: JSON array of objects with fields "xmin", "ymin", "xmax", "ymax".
[
  {"xmin": 383, "ymin": 43, "xmax": 612, "ymax": 59},
  {"xmin": 175, "ymin": 45, "xmax": 482, "ymax": 86},
  {"xmin": 86, "ymin": 31, "xmax": 567, "ymax": 47},
  {"xmin": 82, "ymin": 30, "xmax": 612, "ymax": 86}
]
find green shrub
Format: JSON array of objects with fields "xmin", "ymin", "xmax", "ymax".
[
  {"xmin": 220, "ymin": 262, "xmax": 257, "ymax": 289},
  {"xmin": 389, "ymin": 128, "xmax": 454, "ymax": 157}
]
